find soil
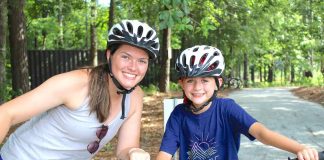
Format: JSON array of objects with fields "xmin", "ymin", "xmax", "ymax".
[
  {"xmin": 94, "ymin": 86, "xmax": 324, "ymax": 160},
  {"xmin": 290, "ymin": 86, "xmax": 324, "ymax": 106}
]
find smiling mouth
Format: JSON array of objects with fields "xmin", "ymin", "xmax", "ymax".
[
  {"xmin": 123, "ymin": 72, "xmax": 136, "ymax": 79},
  {"xmin": 192, "ymin": 93, "xmax": 205, "ymax": 97}
]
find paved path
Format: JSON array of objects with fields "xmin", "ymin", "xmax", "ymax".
[{"xmin": 228, "ymin": 87, "xmax": 324, "ymax": 160}]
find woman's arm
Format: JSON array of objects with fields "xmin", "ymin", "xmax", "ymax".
[
  {"xmin": 116, "ymin": 86, "xmax": 149, "ymax": 160},
  {"xmin": 0, "ymin": 69, "xmax": 89, "ymax": 143},
  {"xmin": 249, "ymin": 122, "xmax": 318, "ymax": 159}
]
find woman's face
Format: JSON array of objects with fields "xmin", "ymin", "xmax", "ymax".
[
  {"xmin": 107, "ymin": 44, "xmax": 149, "ymax": 90},
  {"xmin": 179, "ymin": 77, "xmax": 217, "ymax": 107}
]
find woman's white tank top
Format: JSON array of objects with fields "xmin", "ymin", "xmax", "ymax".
[{"xmin": 0, "ymin": 94, "xmax": 130, "ymax": 160}]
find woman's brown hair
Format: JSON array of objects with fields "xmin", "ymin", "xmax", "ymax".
[
  {"xmin": 88, "ymin": 64, "xmax": 110, "ymax": 123},
  {"xmin": 88, "ymin": 46, "xmax": 119, "ymax": 123}
]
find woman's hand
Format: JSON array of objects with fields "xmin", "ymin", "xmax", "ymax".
[{"xmin": 128, "ymin": 148, "xmax": 150, "ymax": 160}]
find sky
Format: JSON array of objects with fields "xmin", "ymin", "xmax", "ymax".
[{"xmin": 97, "ymin": 0, "xmax": 110, "ymax": 7}]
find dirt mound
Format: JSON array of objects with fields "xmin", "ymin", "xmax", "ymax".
[{"xmin": 291, "ymin": 86, "xmax": 324, "ymax": 106}]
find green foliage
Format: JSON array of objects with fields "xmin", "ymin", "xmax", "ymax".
[
  {"xmin": 142, "ymin": 82, "xmax": 181, "ymax": 95},
  {"xmin": 142, "ymin": 84, "xmax": 159, "ymax": 96},
  {"xmin": 25, "ymin": 0, "xmax": 108, "ymax": 50},
  {"xmin": 197, "ymin": 17, "xmax": 217, "ymax": 38},
  {"xmin": 159, "ymin": 0, "xmax": 190, "ymax": 29},
  {"xmin": 19, "ymin": 0, "xmax": 323, "ymax": 89},
  {"xmin": 250, "ymin": 71, "xmax": 324, "ymax": 88},
  {"xmin": 169, "ymin": 82, "xmax": 181, "ymax": 91}
]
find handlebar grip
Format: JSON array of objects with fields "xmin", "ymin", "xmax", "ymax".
[
  {"xmin": 288, "ymin": 151, "xmax": 324, "ymax": 160},
  {"xmin": 320, "ymin": 151, "xmax": 324, "ymax": 160}
]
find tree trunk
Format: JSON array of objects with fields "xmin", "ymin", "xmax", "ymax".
[
  {"xmin": 108, "ymin": 0, "xmax": 114, "ymax": 31},
  {"xmin": 8, "ymin": 0, "xmax": 30, "ymax": 95},
  {"xmin": 42, "ymin": 30, "xmax": 47, "ymax": 50},
  {"xmin": 229, "ymin": 46, "xmax": 234, "ymax": 78},
  {"xmin": 158, "ymin": 28, "xmax": 171, "ymax": 93},
  {"xmin": 243, "ymin": 52, "xmax": 248, "ymax": 87},
  {"xmin": 58, "ymin": 0, "xmax": 64, "ymax": 49},
  {"xmin": 90, "ymin": 0, "xmax": 97, "ymax": 66},
  {"xmin": 290, "ymin": 64, "xmax": 295, "ymax": 83},
  {"xmin": 267, "ymin": 64, "xmax": 273, "ymax": 83},
  {"xmin": 34, "ymin": 33, "xmax": 38, "ymax": 49},
  {"xmin": 259, "ymin": 65, "xmax": 262, "ymax": 82},
  {"xmin": 321, "ymin": 54, "xmax": 324, "ymax": 79},
  {"xmin": 0, "ymin": 0, "xmax": 7, "ymax": 103},
  {"xmin": 283, "ymin": 62, "xmax": 287, "ymax": 82},
  {"xmin": 41, "ymin": 8, "xmax": 48, "ymax": 50},
  {"xmin": 250, "ymin": 65, "xmax": 255, "ymax": 84},
  {"xmin": 264, "ymin": 64, "xmax": 267, "ymax": 82}
]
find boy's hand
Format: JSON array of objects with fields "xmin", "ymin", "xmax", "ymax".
[
  {"xmin": 129, "ymin": 148, "xmax": 150, "ymax": 160},
  {"xmin": 297, "ymin": 147, "xmax": 318, "ymax": 160}
]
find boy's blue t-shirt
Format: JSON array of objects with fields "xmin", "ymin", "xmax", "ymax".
[{"xmin": 160, "ymin": 98, "xmax": 257, "ymax": 160}]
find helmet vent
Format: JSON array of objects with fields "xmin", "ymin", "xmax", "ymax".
[
  {"xmin": 126, "ymin": 22, "xmax": 133, "ymax": 33},
  {"xmin": 151, "ymin": 42, "xmax": 158, "ymax": 49},
  {"xmin": 137, "ymin": 26, "xmax": 144, "ymax": 37},
  {"xmin": 199, "ymin": 53, "xmax": 207, "ymax": 66},
  {"xmin": 204, "ymin": 46, "xmax": 210, "ymax": 50},
  {"xmin": 182, "ymin": 55, "xmax": 187, "ymax": 67},
  {"xmin": 208, "ymin": 61, "xmax": 219, "ymax": 71},
  {"xmin": 193, "ymin": 47, "xmax": 199, "ymax": 52},
  {"xmin": 213, "ymin": 51, "xmax": 219, "ymax": 56},
  {"xmin": 113, "ymin": 28, "xmax": 123, "ymax": 36},
  {"xmin": 146, "ymin": 30, "xmax": 153, "ymax": 39},
  {"xmin": 190, "ymin": 56, "xmax": 196, "ymax": 67}
]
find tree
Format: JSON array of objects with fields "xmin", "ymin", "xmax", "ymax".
[
  {"xmin": 0, "ymin": 0, "xmax": 7, "ymax": 103},
  {"xmin": 158, "ymin": 0, "xmax": 190, "ymax": 93},
  {"xmin": 58, "ymin": 0, "xmax": 64, "ymax": 48},
  {"xmin": 90, "ymin": 0, "xmax": 98, "ymax": 66},
  {"xmin": 108, "ymin": 0, "xmax": 114, "ymax": 30},
  {"xmin": 8, "ymin": 0, "xmax": 30, "ymax": 95}
]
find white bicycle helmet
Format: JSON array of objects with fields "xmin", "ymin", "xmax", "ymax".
[
  {"xmin": 175, "ymin": 45, "xmax": 225, "ymax": 78},
  {"xmin": 108, "ymin": 19, "xmax": 159, "ymax": 59}
]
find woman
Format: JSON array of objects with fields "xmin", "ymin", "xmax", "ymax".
[{"xmin": 0, "ymin": 19, "xmax": 159, "ymax": 160}]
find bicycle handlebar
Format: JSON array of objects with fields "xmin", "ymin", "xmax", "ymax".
[{"xmin": 288, "ymin": 151, "xmax": 324, "ymax": 160}]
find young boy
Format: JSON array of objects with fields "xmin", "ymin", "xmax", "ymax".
[{"xmin": 156, "ymin": 45, "xmax": 319, "ymax": 160}]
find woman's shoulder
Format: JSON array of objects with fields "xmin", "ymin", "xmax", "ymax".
[
  {"xmin": 49, "ymin": 69, "xmax": 90, "ymax": 86},
  {"xmin": 47, "ymin": 69, "xmax": 90, "ymax": 108},
  {"xmin": 130, "ymin": 86, "xmax": 144, "ymax": 98},
  {"xmin": 40, "ymin": 69, "xmax": 90, "ymax": 99}
]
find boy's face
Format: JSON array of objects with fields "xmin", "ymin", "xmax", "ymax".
[{"xmin": 179, "ymin": 77, "xmax": 217, "ymax": 107}]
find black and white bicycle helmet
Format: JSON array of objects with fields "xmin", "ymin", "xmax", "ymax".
[
  {"xmin": 175, "ymin": 45, "xmax": 225, "ymax": 78},
  {"xmin": 176, "ymin": 45, "xmax": 225, "ymax": 113},
  {"xmin": 107, "ymin": 19, "xmax": 159, "ymax": 59}
]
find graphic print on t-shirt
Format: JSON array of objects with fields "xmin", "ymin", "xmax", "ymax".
[{"xmin": 187, "ymin": 133, "xmax": 219, "ymax": 160}]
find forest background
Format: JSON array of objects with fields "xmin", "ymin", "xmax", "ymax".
[
  {"xmin": 0, "ymin": 0, "xmax": 323, "ymax": 101},
  {"xmin": 0, "ymin": 0, "xmax": 323, "ymax": 159}
]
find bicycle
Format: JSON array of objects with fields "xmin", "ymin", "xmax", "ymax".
[
  {"xmin": 221, "ymin": 77, "xmax": 242, "ymax": 90},
  {"xmin": 288, "ymin": 151, "xmax": 324, "ymax": 160}
]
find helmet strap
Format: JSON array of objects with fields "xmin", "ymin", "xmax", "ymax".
[
  {"xmin": 215, "ymin": 76, "xmax": 223, "ymax": 90},
  {"xmin": 184, "ymin": 90, "xmax": 217, "ymax": 113},
  {"xmin": 106, "ymin": 59, "xmax": 136, "ymax": 119}
]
